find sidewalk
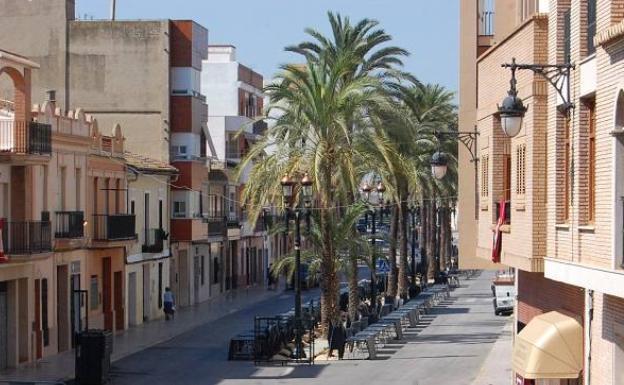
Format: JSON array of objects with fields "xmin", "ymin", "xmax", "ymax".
[
  {"xmin": 0, "ymin": 286, "xmax": 282, "ymax": 384},
  {"xmin": 471, "ymin": 315, "xmax": 513, "ymax": 385}
]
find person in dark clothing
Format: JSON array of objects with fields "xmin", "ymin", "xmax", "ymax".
[{"xmin": 328, "ymin": 313, "xmax": 347, "ymax": 359}]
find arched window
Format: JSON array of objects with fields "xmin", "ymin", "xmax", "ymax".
[{"xmin": 614, "ymin": 90, "xmax": 624, "ymax": 268}]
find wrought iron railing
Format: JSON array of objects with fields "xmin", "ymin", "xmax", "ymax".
[
  {"xmin": 2, "ymin": 220, "xmax": 52, "ymax": 254},
  {"xmin": 55, "ymin": 211, "xmax": 84, "ymax": 238},
  {"xmin": 0, "ymin": 120, "xmax": 51, "ymax": 155},
  {"xmin": 142, "ymin": 228, "xmax": 165, "ymax": 253},
  {"xmin": 479, "ymin": 10, "xmax": 494, "ymax": 36},
  {"xmin": 92, "ymin": 214, "xmax": 136, "ymax": 241}
]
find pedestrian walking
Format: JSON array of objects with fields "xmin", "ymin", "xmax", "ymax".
[
  {"xmin": 328, "ymin": 312, "xmax": 347, "ymax": 359},
  {"xmin": 163, "ymin": 287, "xmax": 175, "ymax": 320}
]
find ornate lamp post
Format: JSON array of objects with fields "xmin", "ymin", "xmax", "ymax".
[
  {"xmin": 280, "ymin": 172, "xmax": 313, "ymax": 359},
  {"xmin": 361, "ymin": 179, "xmax": 386, "ymax": 302}
]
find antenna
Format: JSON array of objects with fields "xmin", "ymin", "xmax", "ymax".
[{"xmin": 110, "ymin": 0, "xmax": 116, "ymax": 21}]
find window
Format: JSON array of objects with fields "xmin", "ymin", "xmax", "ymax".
[
  {"xmin": 516, "ymin": 144, "xmax": 526, "ymax": 196},
  {"xmin": 503, "ymin": 155, "xmax": 511, "ymax": 201},
  {"xmin": 588, "ymin": 98, "xmax": 596, "ymax": 222},
  {"xmin": 564, "ymin": 118, "xmax": 571, "ymax": 221},
  {"xmin": 60, "ymin": 167, "xmax": 67, "ymax": 211},
  {"xmin": 130, "ymin": 200, "xmax": 135, "ymax": 215},
  {"xmin": 587, "ymin": 0, "xmax": 597, "ymax": 56},
  {"xmin": 173, "ymin": 201, "xmax": 186, "ymax": 218},
  {"xmin": 158, "ymin": 200, "xmax": 163, "ymax": 229},
  {"xmin": 144, "ymin": 193, "xmax": 150, "ymax": 231},
  {"xmin": 481, "ymin": 155, "xmax": 489, "ymax": 197},
  {"xmin": 213, "ymin": 256, "xmax": 220, "ymax": 284},
  {"xmin": 43, "ymin": 165, "xmax": 48, "ymax": 211}
]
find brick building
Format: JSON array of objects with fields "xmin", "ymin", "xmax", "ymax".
[{"xmin": 459, "ymin": 0, "xmax": 624, "ymax": 383}]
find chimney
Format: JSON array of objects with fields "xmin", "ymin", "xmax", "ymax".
[
  {"xmin": 110, "ymin": 0, "xmax": 116, "ymax": 20},
  {"xmin": 46, "ymin": 90, "xmax": 56, "ymax": 103}
]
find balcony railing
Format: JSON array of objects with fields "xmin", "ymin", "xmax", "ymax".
[
  {"xmin": 2, "ymin": 220, "xmax": 52, "ymax": 254},
  {"xmin": 55, "ymin": 211, "xmax": 84, "ymax": 238},
  {"xmin": 227, "ymin": 212, "xmax": 240, "ymax": 227},
  {"xmin": 92, "ymin": 214, "xmax": 136, "ymax": 241},
  {"xmin": 495, "ymin": 201, "xmax": 511, "ymax": 225},
  {"xmin": 142, "ymin": 228, "xmax": 165, "ymax": 253},
  {"xmin": 0, "ymin": 120, "xmax": 52, "ymax": 155},
  {"xmin": 204, "ymin": 215, "xmax": 226, "ymax": 237}
]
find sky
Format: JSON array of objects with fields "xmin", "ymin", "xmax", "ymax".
[{"xmin": 76, "ymin": 0, "xmax": 459, "ymax": 94}]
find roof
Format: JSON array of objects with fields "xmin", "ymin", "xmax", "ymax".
[{"xmin": 124, "ymin": 152, "xmax": 178, "ymax": 175}]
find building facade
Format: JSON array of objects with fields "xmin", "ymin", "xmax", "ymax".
[
  {"xmin": 0, "ymin": 47, "xmax": 135, "ymax": 368},
  {"xmin": 202, "ymin": 45, "xmax": 269, "ymax": 290},
  {"xmin": 460, "ymin": 0, "xmax": 624, "ymax": 383}
]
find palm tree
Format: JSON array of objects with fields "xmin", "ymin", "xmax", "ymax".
[{"xmin": 240, "ymin": 56, "xmax": 388, "ymax": 331}]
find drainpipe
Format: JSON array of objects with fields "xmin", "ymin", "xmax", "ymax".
[{"xmin": 585, "ymin": 289, "xmax": 594, "ymax": 385}]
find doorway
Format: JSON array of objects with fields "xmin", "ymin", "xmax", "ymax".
[
  {"xmin": 57, "ymin": 265, "xmax": 69, "ymax": 352},
  {"xmin": 128, "ymin": 272, "xmax": 137, "ymax": 326},
  {"xmin": 193, "ymin": 256, "xmax": 200, "ymax": 304},
  {"xmin": 143, "ymin": 264, "xmax": 150, "ymax": 321},
  {"xmin": 70, "ymin": 274, "xmax": 80, "ymax": 348},
  {"xmin": 103, "ymin": 258, "xmax": 112, "ymax": 330},
  {"xmin": 0, "ymin": 282, "xmax": 8, "ymax": 370},
  {"xmin": 114, "ymin": 271, "xmax": 124, "ymax": 331},
  {"xmin": 178, "ymin": 250, "xmax": 189, "ymax": 306},
  {"xmin": 34, "ymin": 279, "xmax": 42, "ymax": 359}
]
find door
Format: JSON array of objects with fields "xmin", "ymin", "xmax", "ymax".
[
  {"xmin": 102, "ymin": 258, "xmax": 112, "ymax": 330},
  {"xmin": 128, "ymin": 272, "xmax": 137, "ymax": 326},
  {"xmin": 57, "ymin": 265, "xmax": 69, "ymax": 352},
  {"xmin": 178, "ymin": 250, "xmax": 189, "ymax": 306},
  {"xmin": 114, "ymin": 271, "xmax": 124, "ymax": 331},
  {"xmin": 0, "ymin": 282, "xmax": 7, "ymax": 370},
  {"xmin": 142, "ymin": 265, "xmax": 150, "ymax": 321},
  {"xmin": 70, "ymin": 274, "xmax": 81, "ymax": 348},
  {"xmin": 193, "ymin": 256, "xmax": 200, "ymax": 304},
  {"xmin": 34, "ymin": 279, "xmax": 42, "ymax": 359}
]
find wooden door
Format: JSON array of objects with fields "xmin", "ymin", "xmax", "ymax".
[
  {"xmin": 57, "ymin": 265, "xmax": 69, "ymax": 352},
  {"xmin": 114, "ymin": 271, "xmax": 124, "ymax": 331},
  {"xmin": 0, "ymin": 282, "xmax": 8, "ymax": 370},
  {"xmin": 142, "ymin": 264, "xmax": 150, "ymax": 321},
  {"xmin": 34, "ymin": 279, "xmax": 42, "ymax": 359},
  {"xmin": 102, "ymin": 258, "xmax": 112, "ymax": 330}
]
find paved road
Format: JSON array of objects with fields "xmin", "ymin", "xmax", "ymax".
[{"xmin": 108, "ymin": 271, "xmax": 509, "ymax": 385}]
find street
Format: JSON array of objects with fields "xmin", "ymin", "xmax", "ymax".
[{"xmin": 106, "ymin": 271, "xmax": 509, "ymax": 385}]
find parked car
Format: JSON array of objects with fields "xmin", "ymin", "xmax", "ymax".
[{"xmin": 492, "ymin": 282, "xmax": 515, "ymax": 316}]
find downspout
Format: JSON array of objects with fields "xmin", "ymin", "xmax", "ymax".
[{"xmin": 584, "ymin": 289, "xmax": 594, "ymax": 385}]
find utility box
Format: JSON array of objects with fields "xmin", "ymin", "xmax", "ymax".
[{"xmin": 75, "ymin": 329, "xmax": 113, "ymax": 385}]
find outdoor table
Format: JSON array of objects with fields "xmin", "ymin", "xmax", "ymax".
[
  {"xmin": 346, "ymin": 333, "xmax": 377, "ymax": 360},
  {"xmin": 376, "ymin": 318, "xmax": 403, "ymax": 340}
]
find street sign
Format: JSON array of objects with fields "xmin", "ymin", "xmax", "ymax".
[{"xmin": 376, "ymin": 259, "xmax": 390, "ymax": 274}]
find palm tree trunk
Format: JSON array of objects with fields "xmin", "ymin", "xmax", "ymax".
[
  {"xmin": 420, "ymin": 199, "xmax": 428, "ymax": 277},
  {"xmin": 319, "ymin": 172, "xmax": 339, "ymax": 334},
  {"xmin": 348, "ymin": 255, "xmax": 359, "ymax": 321},
  {"xmin": 387, "ymin": 203, "xmax": 399, "ymax": 297},
  {"xmin": 426, "ymin": 200, "xmax": 437, "ymax": 281},
  {"xmin": 397, "ymin": 197, "xmax": 409, "ymax": 299}
]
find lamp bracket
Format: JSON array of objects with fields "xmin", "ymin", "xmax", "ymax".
[
  {"xmin": 502, "ymin": 58, "xmax": 575, "ymax": 115},
  {"xmin": 428, "ymin": 129, "xmax": 480, "ymax": 163}
]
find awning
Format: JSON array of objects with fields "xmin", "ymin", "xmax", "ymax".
[{"xmin": 512, "ymin": 311, "xmax": 583, "ymax": 379}]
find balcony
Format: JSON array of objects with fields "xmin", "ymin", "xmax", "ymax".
[
  {"xmin": 92, "ymin": 214, "xmax": 136, "ymax": 241},
  {"xmin": 495, "ymin": 201, "xmax": 511, "ymax": 225},
  {"xmin": 142, "ymin": 228, "xmax": 165, "ymax": 253},
  {"xmin": 55, "ymin": 211, "xmax": 85, "ymax": 238},
  {"xmin": 478, "ymin": 10, "xmax": 494, "ymax": 36},
  {"xmin": 225, "ymin": 143, "xmax": 246, "ymax": 160},
  {"xmin": 204, "ymin": 215, "xmax": 226, "ymax": 237},
  {"xmin": 2, "ymin": 220, "xmax": 52, "ymax": 254},
  {"xmin": 0, "ymin": 120, "xmax": 51, "ymax": 155},
  {"xmin": 227, "ymin": 212, "xmax": 240, "ymax": 228}
]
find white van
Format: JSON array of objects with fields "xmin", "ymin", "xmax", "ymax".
[{"xmin": 492, "ymin": 283, "xmax": 515, "ymax": 316}]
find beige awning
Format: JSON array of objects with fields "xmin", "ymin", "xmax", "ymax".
[{"xmin": 512, "ymin": 311, "xmax": 583, "ymax": 379}]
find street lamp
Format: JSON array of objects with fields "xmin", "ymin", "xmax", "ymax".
[
  {"xmin": 430, "ymin": 151, "xmax": 449, "ymax": 180},
  {"xmin": 280, "ymin": 172, "xmax": 313, "ymax": 359},
  {"xmin": 499, "ymin": 57, "xmax": 575, "ymax": 138},
  {"xmin": 361, "ymin": 179, "xmax": 385, "ymax": 304}
]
